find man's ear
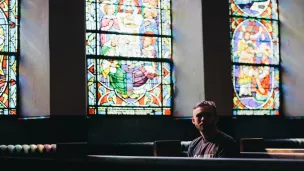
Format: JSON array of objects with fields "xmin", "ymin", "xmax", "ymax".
[{"xmin": 192, "ymin": 117, "xmax": 195, "ymax": 124}]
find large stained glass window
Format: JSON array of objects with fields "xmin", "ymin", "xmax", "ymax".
[
  {"xmin": 230, "ymin": 0, "xmax": 280, "ymax": 116},
  {"xmin": 86, "ymin": 0, "xmax": 173, "ymax": 115},
  {"xmin": 0, "ymin": 0, "xmax": 19, "ymax": 115}
]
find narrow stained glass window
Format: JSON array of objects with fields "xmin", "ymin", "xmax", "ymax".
[
  {"xmin": 86, "ymin": 0, "xmax": 173, "ymax": 115},
  {"xmin": 0, "ymin": 0, "xmax": 19, "ymax": 115},
  {"xmin": 229, "ymin": 0, "xmax": 280, "ymax": 116}
]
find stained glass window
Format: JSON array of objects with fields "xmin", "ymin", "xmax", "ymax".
[
  {"xmin": 86, "ymin": 0, "xmax": 173, "ymax": 115},
  {"xmin": 0, "ymin": 0, "xmax": 19, "ymax": 115},
  {"xmin": 230, "ymin": 0, "xmax": 280, "ymax": 116}
]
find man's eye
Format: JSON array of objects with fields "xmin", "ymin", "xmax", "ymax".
[{"xmin": 197, "ymin": 113, "xmax": 211, "ymax": 118}]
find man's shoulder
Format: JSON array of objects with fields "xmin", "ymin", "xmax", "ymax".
[
  {"xmin": 216, "ymin": 131, "xmax": 237, "ymax": 148},
  {"xmin": 219, "ymin": 131, "xmax": 236, "ymax": 143},
  {"xmin": 189, "ymin": 136, "xmax": 203, "ymax": 147},
  {"xmin": 217, "ymin": 131, "xmax": 240, "ymax": 157}
]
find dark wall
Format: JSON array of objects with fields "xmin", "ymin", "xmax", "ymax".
[
  {"xmin": 88, "ymin": 116, "xmax": 304, "ymax": 144},
  {"xmin": 1, "ymin": 0, "xmax": 304, "ymax": 146},
  {"xmin": 0, "ymin": 117, "xmax": 87, "ymax": 145},
  {"xmin": 88, "ymin": 117, "xmax": 198, "ymax": 144},
  {"xmin": 203, "ymin": 0, "xmax": 232, "ymax": 116},
  {"xmin": 1, "ymin": 116, "xmax": 304, "ymax": 145},
  {"xmin": 49, "ymin": 0, "xmax": 86, "ymax": 116}
]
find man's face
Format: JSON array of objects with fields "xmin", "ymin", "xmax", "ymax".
[{"xmin": 192, "ymin": 106, "xmax": 217, "ymax": 133}]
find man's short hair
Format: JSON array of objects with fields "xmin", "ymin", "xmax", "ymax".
[{"xmin": 193, "ymin": 100, "xmax": 217, "ymax": 115}]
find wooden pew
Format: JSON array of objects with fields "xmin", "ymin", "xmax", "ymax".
[
  {"xmin": 2, "ymin": 155, "xmax": 304, "ymax": 171},
  {"xmin": 240, "ymin": 138, "xmax": 304, "ymax": 159}
]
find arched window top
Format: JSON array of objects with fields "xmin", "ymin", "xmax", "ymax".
[{"xmin": 230, "ymin": 0, "xmax": 278, "ymax": 19}]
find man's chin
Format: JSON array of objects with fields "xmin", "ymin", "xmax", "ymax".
[
  {"xmin": 199, "ymin": 125, "xmax": 210, "ymax": 132},
  {"xmin": 197, "ymin": 126, "xmax": 204, "ymax": 132}
]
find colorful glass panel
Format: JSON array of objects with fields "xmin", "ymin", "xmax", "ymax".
[
  {"xmin": 86, "ymin": 33, "xmax": 97, "ymax": 55},
  {"xmin": 0, "ymin": 0, "xmax": 19, "ymax": 53},
  {"xmin": 86, "ymin": 0, "xmax": 173, "ymax": 115},
  {"xmin": 87, "ymin": 59, "xmax": 96, "ymax": 106},
  {"xmin": 86, "ymin": 0, "xmax": 97, "ymax": 30},
  {"xmin": 230, "ymin": 0, "xmax": 280, "ymax": 116},
  {"xmin": 162, "ymin": 37, "xmax": 171, "ymax": 59},
  {"xmin": 233, "ymin": 65, "xmax": 279, "ymax": 112},
  {"xmin": 0, "ymin": 0, "xmax": 19, "ymax": 115},
  {"xmin": 161, "ymin": 0, "xmax": 170, "ymax": 9},
  {"xmin": 161, "ymin": 9, "xmax": 171, "ymax": 36},
  {"xmin": 9, "ymin": 0, "xmax": 18, "ymax": 52},
  {"xmin": 231, "ymin": 18, "xmax": 279, "ymax": 65},
  {"xmin": 89, "ymin": 59, "xmax": 171, "ymax": 115},
  {"xmin": 96, "ymin": 4, "xmax": 162, "ymax": 35},
  {"xmin": 97, "ymin": 33, "xmax": 161, "ymax": 58},
  {"xmin": 0, "ymin": 55, "xmax": 17, "ymax": 115},
  {"xmin": 230, "ymin": 0, "xmax": 278, "ymax": 20},
  {"xmin": 97, "ymin": 0, "xmax": 170, "ymax": 10}
]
